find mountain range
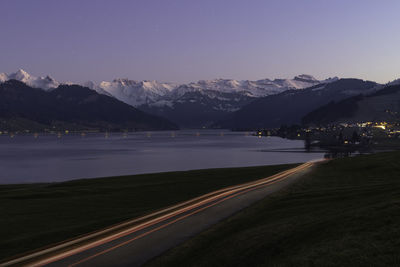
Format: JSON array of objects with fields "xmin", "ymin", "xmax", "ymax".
[
  {"xmin": 0, "ymin": 70, "xmax": 337, "ymax": 128},
  {"xmin": 214, "ymin": 79, "xmax": 380, "ymax": 129},
  {"xmin": 136, "ymin": 75, "xmax": 338, "ymax": 127},
  {"xmin": 1, "ymin": 69, "xmax": 398, "ymax": 131}
]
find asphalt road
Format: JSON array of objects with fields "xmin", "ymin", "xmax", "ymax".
[{"xmin": 1, "ymin": 161, "xmax": 316, "ymax": 267}]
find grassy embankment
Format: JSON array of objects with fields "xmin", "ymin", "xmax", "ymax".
[
  {"xmin": 0, "ymin": 164, "xmax": 297, "ymax": 261},
  {"xmin": 148, "ymin": 151, "xmax": 400, "ymax": 267}
]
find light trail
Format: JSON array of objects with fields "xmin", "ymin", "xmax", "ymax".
[{"xmin": 0, "ymin": 161, "xmax": 319, "ymax": 267}]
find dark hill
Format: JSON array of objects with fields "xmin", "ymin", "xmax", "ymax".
[
  {"xmin": 0, "ymin": 80, "xmax": 178, "ymax": 131},
  {"xmin": 214, "ymin": 79, "xmax": 377, "ymax": 130},
  {"xmin": 302, "ymin": 84, "xmax": 400, "ymax": 125}
]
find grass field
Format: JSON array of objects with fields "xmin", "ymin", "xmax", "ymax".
[
  {"xmin": 147, "ymin": 151, "xmax": 400, "ymax": 267},
  {"xmin": 0, "ymin": 163, "xmax": 297, "ymax": 261}
]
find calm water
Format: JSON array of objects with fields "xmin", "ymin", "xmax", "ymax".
[{"xmin": 0, "ymin": 130, "xmax": 324, "ymax": 184}]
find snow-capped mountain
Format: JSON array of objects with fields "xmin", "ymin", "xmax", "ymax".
[
  {"xmin": 0, "ymin": 73, "xmax": 7, "ymax": 83},
  {"xmin": 387, "ymin": 78, "xmax": 400, "ymax": 86},
  {"xmin": 91, "ymin": 74, "xmax": 328, "ymax": 108},
  {"xmin": 93, "ymin": 79, "xmax": 177, "ymax": 106},
  {"xmin": 0, "ymin": 79, "xmax": 178, "ymax": 131},
  {"xmin": 0, "ymin": 69, "xmax": 59, "ymax": 90},
  {"xmin": 0, "ymin": 69, "xmax": 339, "ymax": 128},
  {"xmin": 159, "ymin": 74, "xmax": 323, "ymax": 99},
  {"xmin": 0, "ymin": 70, "xmax": 333, "ymax": 108},
  {"xmin": 215, "ymin": 78, "xmax": 379, "ymax": 129},
  {"xmin": 136, "ymin": 75, "xmax": 334, "ymax": 127},
  {"xmin": 81, "ymin": 81, "xmax": 114, "ymax": 97}
]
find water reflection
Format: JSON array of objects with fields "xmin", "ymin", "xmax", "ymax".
[{"xmin": 0, "ymin": 130, "xmax": 325, "ymax": 184}]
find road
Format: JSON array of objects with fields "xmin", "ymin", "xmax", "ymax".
[{"xmin": 1, "ymin": 161, "xmax": 317, "ymax": 267}]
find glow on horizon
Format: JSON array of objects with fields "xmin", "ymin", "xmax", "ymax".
[{"xmin": 0, "ymin": 0, "xmax": 399, "ymax": 84}]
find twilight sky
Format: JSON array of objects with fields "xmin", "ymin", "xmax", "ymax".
[{"xmin": 1, "ymin": 0, "xmax": 399, "ymax": 84}]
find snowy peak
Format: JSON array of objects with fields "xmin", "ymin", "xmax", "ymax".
[
  {"xmin": 84, "ymin": 74, "xmax": 332, "ymax": 107},
  {"xmin": 0, "ymin": 69, "xmax": 339, "ymax": 110},
  {"xmin": 263, "ymin": 75, "xmax": 320, "ymax": 91},
  {"xmin": 294, "ymin": 74, "xmax": 318, "ymax": 83},
  {"xmin": 171, "ymin": 75, "xmax": 322, "ymax": 98},
  {"xmin": 0, "ymin": 69, "xmax": 59, "ymax": 90},
  {"xmin": 94, "ymin": 79, "xmax": 178, "ymax": 106},
  {"xmin": 109, "ymin": 79, "xmax": 177, "ymax": 93},
  {"xmin": 0, "ymin": 73, "xmax": 7, "ymax": 83},
  {"xmin": 9, "ymin": 69, "xmax": 31, "ymax": 81},
  {"xmin": 322, "ymin": 76, "xmax": 339, "ymax": 83},
  {"xmin": 387, "ymin": 78, "xmax": 400, "ymax": 86}
]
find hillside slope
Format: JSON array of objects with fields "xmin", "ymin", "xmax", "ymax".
[
  {"xmin": 215, "ymin": 79, "xmax": 378, "ymax": 129},
  {"xmin": 302, "ymin": 84, "xmax": 400, "ymax": 125},
  {"xmin": 148, "ymin": 151, "xmax": 400, "ymax": 267},
  {"xmin": 0, "ymin": 80, "xmax": 178, "ymax": 131}
]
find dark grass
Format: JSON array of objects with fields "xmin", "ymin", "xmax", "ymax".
[
  {"xmin": 0, "ymin": 164, "xmax": 297, "ymax": 261},
  {"xmin": 147, "ymin": 151, "xmax": 400, "ymax": 267}
]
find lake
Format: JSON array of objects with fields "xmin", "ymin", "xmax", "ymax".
[{"xmin": 0, "ymin": 130, "xmax": 325, "ymax": 184}]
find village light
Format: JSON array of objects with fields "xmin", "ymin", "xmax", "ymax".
[{"xmin": 374, "ymin": 125, "xmax": 386, "ymax": 130}]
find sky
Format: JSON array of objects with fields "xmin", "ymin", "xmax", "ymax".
[{"xmin": 1, "ymin": 0, "xmax": 400, "ymax": 84}]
